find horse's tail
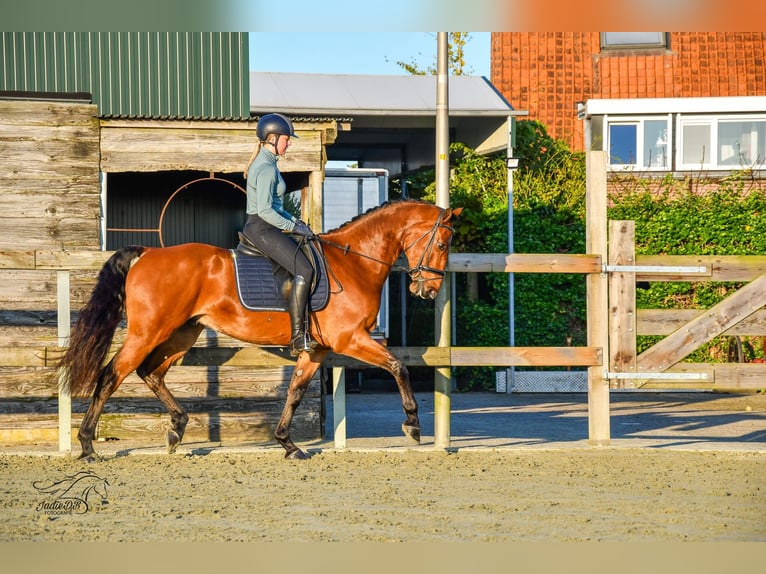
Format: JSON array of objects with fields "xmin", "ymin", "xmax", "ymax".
[{"xmin": 57, "ymin": 246, "xmax": 146, "ymax": 397}]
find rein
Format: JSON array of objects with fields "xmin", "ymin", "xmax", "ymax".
[{"xmin": 316, "ymin": 210, "xmax": 454, "ymax": 292}]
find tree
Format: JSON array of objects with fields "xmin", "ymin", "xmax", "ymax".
[{"xmin": 391, "ymin": 32, "xmax": 472, "ymax": 76}]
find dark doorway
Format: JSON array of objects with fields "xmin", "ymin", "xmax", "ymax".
[{"xmin": 106, "ymin": 171, "xmax": 246, "ymax": 250}]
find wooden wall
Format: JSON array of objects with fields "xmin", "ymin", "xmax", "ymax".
[
  {"xmin": 99, "ymin": 118, "xmax": 336, "ymax": 174},
  {"xmin": 0, "ymin": 100, "xmax": 101, "ymax": 250}
]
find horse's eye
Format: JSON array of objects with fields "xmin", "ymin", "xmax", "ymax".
[{"xmin": 437, "ymin": 242, "xmax": 447, "ymax": 252}]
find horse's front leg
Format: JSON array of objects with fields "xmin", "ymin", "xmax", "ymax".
[
  {"xmin": 340, "ymin": 335, "xmax": 420, "ymax": 444},
  {"xmin": 274, "ymin": 349, "xmax": 327, "ymax": 459}
]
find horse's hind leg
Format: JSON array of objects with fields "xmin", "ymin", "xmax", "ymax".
[
  {"xmin": 78, "ymin": 362, "xmax": 122, "ymax": 461},
  {"xmin": 78, "ymin": 340, "xmax": 152, "ymax": 461},
  {"xmin": 274, "ymin": 350, "xmax": 327, "ymax": 459},
  {"xmin": 137, "ymin": 320, "xmax": 204, "ymax": 453}
]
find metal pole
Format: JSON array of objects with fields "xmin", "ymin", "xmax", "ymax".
[
  {"xmin": 506, "ymin": 116, "xmax": 516, "ymax": 393},
  {"xmin": 433, "ymin": 32, "xmax": 451, "ymax": 449}
]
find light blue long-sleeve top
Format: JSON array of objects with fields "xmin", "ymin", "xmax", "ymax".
[{"xmin": 246, "ymin": 147, "xmax": 296, "ymax": 231}]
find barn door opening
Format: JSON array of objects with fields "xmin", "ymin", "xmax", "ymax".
[{"xmin": 105, "ymin": 171, "xmax": 246, "ymax": 250}]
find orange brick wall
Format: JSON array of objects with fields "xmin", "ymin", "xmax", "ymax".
[{"xmin": 492, "ymin": 32, "xmax": 766, "ymax": 151}]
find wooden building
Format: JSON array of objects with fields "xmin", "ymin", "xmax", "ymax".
[{"xmin": 0, "ymin": 33, "xmax": 336, "ymax": 447}]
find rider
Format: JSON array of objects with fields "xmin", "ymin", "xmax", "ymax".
[{"xmin": 242, "ymin": 113, "xmax": 317, "ymax": 356}]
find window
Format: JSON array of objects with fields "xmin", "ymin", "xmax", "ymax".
[
  {"xmin": 678, "ymin": 116, "xmax": 766, "ymax": 170},
  {"xmin": 601, "ymin": 32, "xmax": 668, "ymax": 50},
  {"xmin": 606, "ymin": 116, "xmax": 670, "ymax": 170},
  {"xmin": 719, "ymin": 120, "xmax": 765, "ymax": 167},
  {"xmin": 680, "ymin": 122, "xmax": 712, "ymax": 167}
]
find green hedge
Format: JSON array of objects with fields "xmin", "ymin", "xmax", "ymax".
[{"xmin": 390, "ymin": 121, "xmax": 766, "ymax": 390}]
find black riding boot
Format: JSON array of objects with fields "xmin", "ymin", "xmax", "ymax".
[{"xmin": 288, "ymin": 274, "xmax": 317, "ymax": 356}]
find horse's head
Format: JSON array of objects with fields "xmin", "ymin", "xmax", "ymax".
[{"xmin": 403, "ymin": 206, "xmax": 463, "ymax": 300}]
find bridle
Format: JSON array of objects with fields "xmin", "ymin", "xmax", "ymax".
[
  {"xmin": 316, "ymin": 209, "xmax": 455, "ymax": 294},
  {"xmin": 402, "ymin": 209, "xmax": 453, "ymax": 285}
]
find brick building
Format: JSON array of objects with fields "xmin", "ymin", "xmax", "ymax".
[{"xmin": 492, "ymin": 32, "xmax": 766, "ymax": 173}]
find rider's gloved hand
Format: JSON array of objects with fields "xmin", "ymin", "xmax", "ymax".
[{"xmin": 291, "ymin": 220, "xmax": 314, "ymax": 237}]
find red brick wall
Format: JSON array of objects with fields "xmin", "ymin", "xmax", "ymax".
[{"xmin": 492, "ymin": 32, "xmax": 766, "ymax": 151}]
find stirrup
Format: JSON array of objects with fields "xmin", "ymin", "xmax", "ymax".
[{"xmin": 289, "ymin": 332, "xmax": 317, "ymax": 357}]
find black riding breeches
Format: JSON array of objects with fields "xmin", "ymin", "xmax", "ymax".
[{"xmin": 242, "ymin": 215, "xmax": 314, "ymax": 281}]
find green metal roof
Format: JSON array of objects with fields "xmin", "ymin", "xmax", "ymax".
[{"xmin": 0, "ymin": 32, "xmax": 250, "ymax": 119}]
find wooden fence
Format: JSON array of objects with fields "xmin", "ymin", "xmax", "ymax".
[{"xmin": 2, "ymin": 151, "xmax": 765, "ymax": 451}]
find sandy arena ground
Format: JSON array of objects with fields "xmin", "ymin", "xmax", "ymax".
[{"xmin": 1, "ymin": 391, "xmax": 764, "ymax": 542}]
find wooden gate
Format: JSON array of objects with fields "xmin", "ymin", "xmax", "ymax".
[{"xmin": 608, "ymin": 219, "xmax": 766, "ymax": 390}]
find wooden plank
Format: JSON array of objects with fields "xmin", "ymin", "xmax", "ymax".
[
  {"xmin": 635, "ymin": 254, "xmax": 766, "ymax": 282},
  {"xmin": 0, "ymin": 272, "xmax": 97, "ymax": 310},
  {"xmin": 0, "ymin": 365, "xmax": 320, "ymax": 397},
  {"xmin": 0, "ymin": 324, "xmax": 58, "ymax": 345},
  {"xmin": 0, "ymin": 100, "xmax": 99, "ymax": 127},
  {"xmin": 2, "ymin": 249, "xmax": 763, "ymax": 279},
  {"xmin": 95, "ymin": 407, "xmax": 321, "ymax": 443},
  {"xmin": 638, "ymin": 308, "xmax": 766, "ymax": 336},
  {"xmin": 0, "ymin": 250, "xmax": 35, "ymax": 269},
  {"xmin": 637, "ymin": 363, "xmax": 766, "ymax": 391},
  {"xmin": 0, "ymin": 193, "xmax": 100, "ymax": 219},
  {"xmin": 0, "ymin": 375, "xmax": 321, "ymax": 401},
  {"xmin": 34, "ymin": 250, "xmax": 113, "ymax": 270},
  {"xmin": 2, "ymin": 345, "xmax": 603, "ymax": 369},
  {"xmin": 608, "ymin": 220, "xmax": 637, "ymax": 383},
  {"xmin": 100, "ymin": 124, "xmax": 323, "ymax": 173},
  {"xmin": 585, "ymin": 151, "xmax": 610, "ymax": 445},
  {"xmin": 0, "ymin": 270, "xmax": 57, "ymax": 304},
  {"xmin": 0, "ymin": 219, "xmax": 100, "ymax": 251},
  {"xmin": 0, "ymin": 406, "xmax": 321, "ymax": 444},
  {"xmin": 0, "ymin": 345, "xmax": 51, "ymax": 366},
  {"xmin": 182, "ymin": 347, "xmax": 296, "ymax": 368},
  {"xmin": 637, "ymin": 271, "xmax": 766, "ymax": 373},
  {"xmin": 447, "ymin": 253, "xmax": 601, "ymax": 274},
  {"xmin": 449, "ymin": 346, "xmax": 601, "ymax": 367}
]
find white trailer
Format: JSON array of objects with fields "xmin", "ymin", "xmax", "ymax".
[{"xmin": 322, "ymin": 167, "xmax": 389, "ymax": 339}]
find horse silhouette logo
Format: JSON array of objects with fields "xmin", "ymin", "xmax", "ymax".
[{"xmin": 33, "ymin": 470, "xmax": 109, "ymax": 514}]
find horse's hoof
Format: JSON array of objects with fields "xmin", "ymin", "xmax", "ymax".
[
  {"xmin": 79, "ymin": 452, "xmax": 101, "ymax": 463},
  {"xmin": 167, "ymin": 430, "xmax": 181, "ymax": 454},
  {"xmin": 402, "ymin": 424, "xmax": 421, "ymax": 444},
  {"xmin": 285, "ymin": 448, "xmax": 309, "ymax": 460}
]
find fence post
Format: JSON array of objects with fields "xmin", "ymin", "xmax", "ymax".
[
  {"xmin": 332, "ymin": 367, "xmax": 346, "ymax": 449},
  {"xmin": 57, "ymin": 270, "xmax": 72, "ymax": 453},
  {"xmin": 608, "ymin": 220, "xmax": 637, "ymax": 386},
  {"xmin": 586, "ymin": 151, "xmax": 611, "ymax": 445}
]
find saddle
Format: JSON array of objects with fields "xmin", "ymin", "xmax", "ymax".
[{"xmin": 231, "ymin": 233, "xmax": 330, "ymax": 312}]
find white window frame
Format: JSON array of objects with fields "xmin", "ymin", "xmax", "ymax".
[
  {"xmin": 676, "ymin": 114, "xmax": 766, "ymax": 170},
  {"xmin": 604, "ymin": 114, "xmax": 672, "ymax": 171},
  {"xmin": 601, "ymin": 32, "xmax": 668, "ymax": 50}
]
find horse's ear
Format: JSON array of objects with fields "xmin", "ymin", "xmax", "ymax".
[{"xmin": 447, "ymin": 207, "xmax": 463, "ymax": 220}]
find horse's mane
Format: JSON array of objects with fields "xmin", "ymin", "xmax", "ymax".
[{"xmin": 324, "ymin": 198, "xmax": 436, "ymax": 234}]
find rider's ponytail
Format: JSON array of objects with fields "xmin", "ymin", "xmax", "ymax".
[{"xmin": 243, "ymin": 141, "xmax": 261, "ymax": 179}]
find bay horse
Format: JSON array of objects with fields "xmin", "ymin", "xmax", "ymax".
[{"xmin": 57, "ymin": 200, "xmax": 462, "ymax": 460}]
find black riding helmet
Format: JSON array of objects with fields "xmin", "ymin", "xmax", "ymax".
[{"xmin": 256, "ymin": 113, "xmax": 299, "ymax": 142}]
